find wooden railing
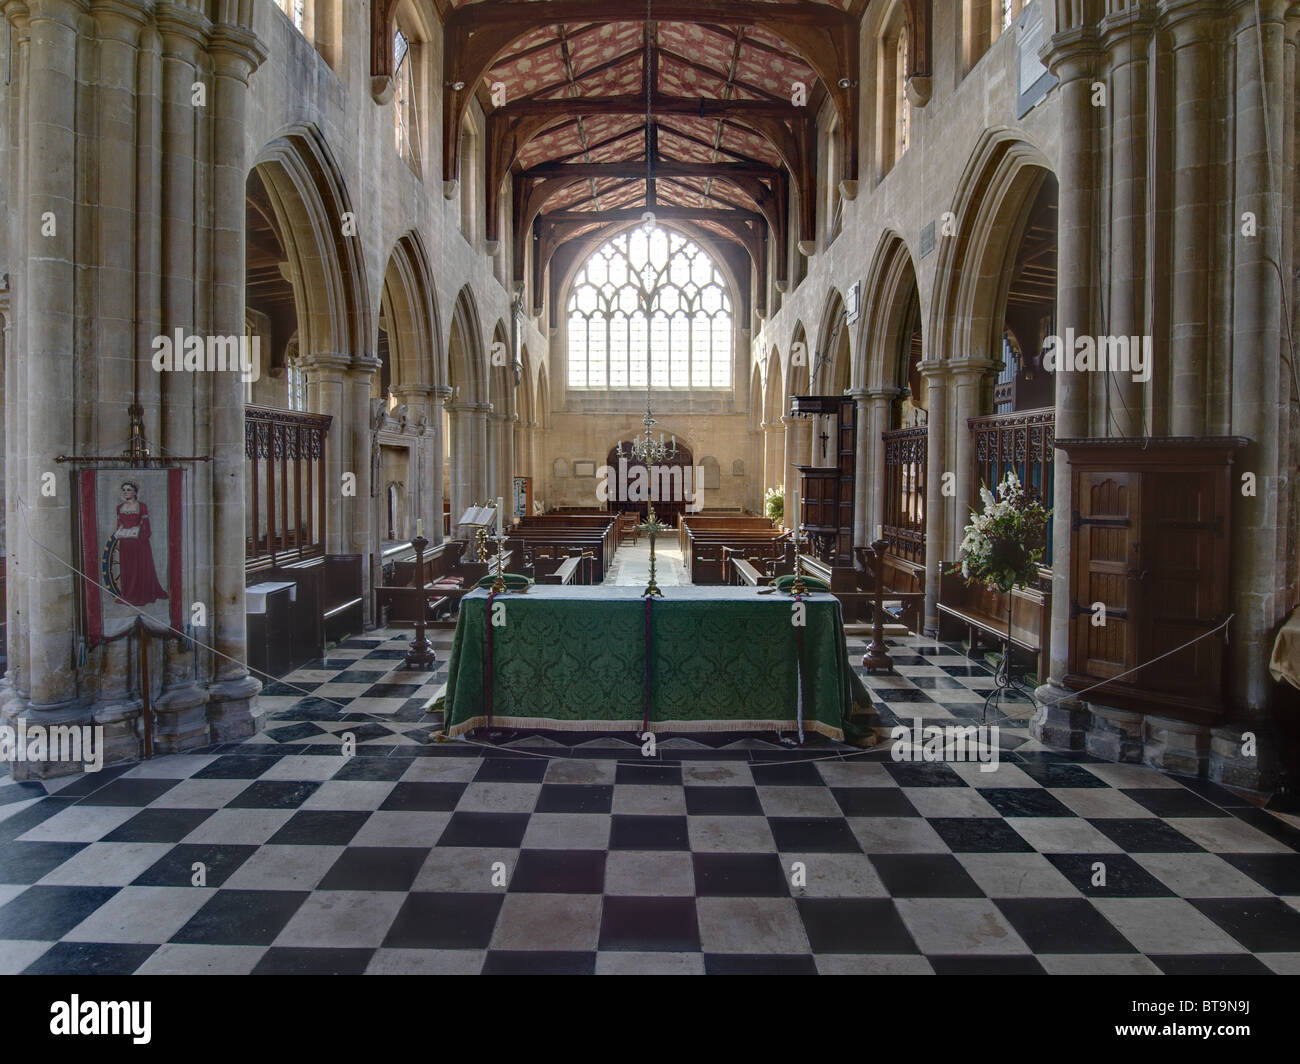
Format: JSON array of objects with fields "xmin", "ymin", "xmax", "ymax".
[
  {"xmin": 881, "ymin": 426, "xmax": 927, "ymax": 565},
  {"xmin": 245, "ymin": 405, "xmax": 332, "ymax": 566},
  {"xmin": 969, "ymin": 407, "xmax": 1055, "ymax": 566}
]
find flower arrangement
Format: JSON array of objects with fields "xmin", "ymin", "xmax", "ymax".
[
  {"xmin": 764, "ymin": 484, "xmax": 784, "ymax": 524},
  {"xmin": 952, "ymin": 471, "xmax": 1050, "ymax": 593}
]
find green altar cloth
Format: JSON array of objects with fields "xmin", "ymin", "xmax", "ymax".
[{"xmin": 434, "ymin": 586, "xmax": 876, "ymax": 744}]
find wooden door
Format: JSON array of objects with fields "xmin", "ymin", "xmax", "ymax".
[{"xmin": 1070, "ymin": 471, "xmax": 1140, "ymax": 681}]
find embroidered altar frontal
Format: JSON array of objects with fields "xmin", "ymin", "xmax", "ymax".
[{"xmin": 438, "ymin": 586, "xmax": 874, "ymax": 743}]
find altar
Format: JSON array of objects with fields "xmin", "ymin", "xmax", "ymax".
[{"xmin": 435, "ymin": 586, "xmax": 876, "ymax": 744}]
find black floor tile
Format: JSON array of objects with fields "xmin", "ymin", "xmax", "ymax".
[
  {"xmin": 317, "ymin": 847, "xmax": 428, "ymax": 892},
  {"xmin": 265, "ymin": 723, "xmax": 328, "ymax": 744},
  {"xmin": 927, "ymin": 818, "xmax": 1037, "ymax": 853},
  {"xmin": 703, "ymin": 954, "xmax": 817, "ymax": 975},
  {"xmin": 39, "ymin": 765, "xmax": 133, "ymax": 798},
  {"xmin": 692, "ymin": 853, "xmax": 789, "ymax": 897},
  {"xmin": 267, "ymin": 811, "xmax": 371, "ymax": 846},
  {"xmin": 830, "ymin": 788, "xmax": 919, "ymax": 818},
  {"xmin": 615, "ymin": 762, "xmax": 682, "ymax": 786},
  {"xmin": 748, "ymin": 762, "xmax": 825, "ymax": 787},
  {"xmin": 1044, "ymin": 853, "xmax": 1176, "ymax": 897},
  {"xmin": 1222, "ymin": 853, "xmax": 1300, "ymax": 895},
  {"xmin": 868, "ymin": 855, "xmax": 984, "ymax": 898},
  {"xmin": 380, "ymin": 782, "xmax": 467, "ymax": 812},
  {"xmin": 363, "ymin": 684, "xmax": 425, "ymax": 698},
  {"xmin": 684, "ymin": 786, "xmax": 763, "ymax": 816},
  {"xmin": 610, "ymin": 814, "xmax": 690, "ymax": 851},
  {"xmin": 598, "ymin": 896, "xmax": 700, "ymax": 951},
  {"xmin": 132, "ymin": 844, "xmax": 259, "ymax": 887},
  {"xmin": 1121, "ymin": 788, "xmax": 1230, "ymax": 819},
  {"xmin": 252, "ymin": 947, "xmax": 374, "ymax": 975},
  {"xmin": 509, "ymin": 849, "xmax": 605, "ymax": 893},
  {"xmin": 76, "ymin": 778, "xmax": 182, "ymax": 807},
  {"xmin": 474, "ymin": 758, "xmax": 550, "ymax": 783},
  {"xmin": 1231, "ymin": 808, "xmax": 1300, "ymax": 853},
  {"xmin": 0, "ymin": 841, "xmax": 86, "ymax": 885},
  {"xmin": 1190, "ymin": 897, "xmax": 1300, "ymax": 952},
  {"xmin": 383, "ymin": 892, "xmax": 502, "ymax": 949},
  {"xmin": 768, "ymin": 817, "xmax": 861, "ymax": 853},
  {"xmin": 928, "ymin": 955, "xmax": 1046, "ymax": 975},
  {"xmin": 171, "ymin": 889, "xmax": 308, "ymax": 945},
  {"xmin": 103, "ymin": 808, "xmax": 217, "ymax": 844},
  {"xmin": 481, "ymin": 950, "xmax": 596, "ymax": 974},
  {"xmin": 23, "ymin": 941, "xmax": 157, "ymax": 975},
  {"xmin": 0, "ymin": 885, "xmax": 118, "ymax": 939},
  {"xmin": 437, "ymin": 812, "xmax": 531, "ymax": 849},
  {"xmin": 798, "ymin": 898, "xmax": 919, "ymax": 954},
  {"xmin": 883, "ymin": 762, "xmax": 967, "ymax": 787},
  {"xmin": 980, "ymin": 788, "xmax": 1074, "ymax": 818},
  {"xmin": 0, "ymin": 798, "xmax": 76, "ymax": 842},
  {"xmin": 1148, "ymin": 954, "xmax": 1273, "ymax": 975},
  {"xmin": 995, "ymin": 898, "xmax": 1136, "ymax": 953},
  {"xmin": 535, "ymin": 784, "xmax": 613, "ymax": 814},
  {"xmin": 1012, "ymin": 761, "xmax": 1109, "ymax": 788},
  {"xmin": 193, "ymin": 756, "xmax": 282, "ymax": 780},
  {"xmin": 225, "ymin": 781, "xmax": 320, "ymax": 810},
  {"xmin": 332, "ymin": 758, "xmax": 410, "ymax": 782},
  {"xmin": 1088, "ymin": 818, "xmax": 1205, "ymax": 853}
]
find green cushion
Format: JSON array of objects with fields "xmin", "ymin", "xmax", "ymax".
[
  {"xmin": 772, "ymin": 574, "xmax": 831, "ymax": 593},
  {"xmin": 474, "ymin": 573, "xmax": 533, "ymax": 591}
]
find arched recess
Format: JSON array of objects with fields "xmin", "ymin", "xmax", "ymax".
[
  {"xmin": 244, "ymin": 125, "xmax": 371, "ymax": 566},
  {"xmin": 445, "ymin": 285, "xmax": 488, "ymax": 535},
  {"xmin": 859, "ymin": 231, "xmax": 927, "ymax": 583},
  {"xmin": 763, "ymin": 347, "xmax": 786, "ymax": 510},
  {"xmin": 813, "ymin": 288, "xmax": 851, "ymax": 394},
  {"xmin": 379, "ymin": 232, "xmax": 442, "ymax": 392}
]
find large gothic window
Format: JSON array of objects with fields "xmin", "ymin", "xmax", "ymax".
[{"xmin": 566, "ymin": 228, "xmax": 732, "ymax": 390}]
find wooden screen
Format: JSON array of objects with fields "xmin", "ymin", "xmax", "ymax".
[
  {"xmin": 245, "ymin": 405, "xmax": 332, "ymax": 566},
  {"xmin": 882, "ymin": 426, "xmax": 927, "ymax": 564}
]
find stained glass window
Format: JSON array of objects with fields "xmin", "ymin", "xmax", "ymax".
[{"xmin": 566, "ymin": 228, "xmax": 732, "ymax": 390}]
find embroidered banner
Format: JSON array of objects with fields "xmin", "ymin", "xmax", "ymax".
[{"xmin": 78, "ymin": 468, "xmax": 186, "ymax": 645}]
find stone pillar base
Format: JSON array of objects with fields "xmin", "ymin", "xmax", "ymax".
[
  {"xmin": 91, "ymin": 698, "xmax": 146, "ymax": 769},
  {"xmin": 154, "ymin": 683, "xmax": 212, "ymax": 755},
  {"xmin": 1085, "ymin": 703, "xmax": 1144, "ymax": 763},
  {"xmin": 1140, "ymin": 715, "xmax": 1210, "ymax": 777},
  {"xmin": 1210, "ymin": 721, "xmax": 1292, "ymax": 795},
  {"xmin": 1031, "ymin": 683, "xmax": 1090, "ymax": 749},
  {"xmin": 206, "ymin": 675, "xmax": 263, "ymax": 743},
  {"xmin": 1, "ymin": 694, "xmax": 100, "ymax": 781}
]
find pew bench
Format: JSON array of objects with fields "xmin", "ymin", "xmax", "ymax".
[
  {"xmin": 937, "ymin": 568, "xmax": 1051, "ymax": 682},
  {"xmin": 539, "ymin": 556, "xmax": 582, "ymax": 585}
]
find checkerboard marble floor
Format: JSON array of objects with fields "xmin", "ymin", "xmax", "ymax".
[{"xmin": 3, "ymin": 630, "xmax": 1300, "ymax": 975}]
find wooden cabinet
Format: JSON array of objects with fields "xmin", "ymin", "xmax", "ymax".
[
  {"xmin": 794, "ymin": 395, "xmax": 857, "ymax": 567},
  {"xmin": 1058, "ymin": 438, "xmax": 1246, "ymax": 724}
]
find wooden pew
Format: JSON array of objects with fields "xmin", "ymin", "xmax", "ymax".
[
  {"xmin": 729, "ymin": 557, "xmax": 767, "ymax": 587},
  {"xmin": 684, "ymin": 528, "xmax": 787, "ymax": 583},
  {"xmin": 938, "ymin": 566, "xmax": 1052, "ymax": 682},
  {"xmin": 249, "ymin": 552, "xmax": 364, "ymax": 665},
  {"xmin": 538, "ymin": 556, "xmax": 582, "ymax": 585}
]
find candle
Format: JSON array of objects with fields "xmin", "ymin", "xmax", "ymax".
[
  {"xmin": 497, "ymin": 497, "xmax": 504, "ymax": 537},
  {"xmin": 874, "ymin": 524, "xmax": 883, "ymax": 541},
  {"xmin": 416, "ymin": 518, "xmax": 423, "ymax": 538},
  {"xmin": 793, "ymin": 490, "xmax": 800, "ymax": 537}
]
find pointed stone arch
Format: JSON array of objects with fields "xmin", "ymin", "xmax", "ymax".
[
  {"xmin": 813, "ymin": 287, "xmax": 851, "ymax": 394},
  {"xmin": 379, "ymin": 232, "xmax": 443, "ymax": 391}
]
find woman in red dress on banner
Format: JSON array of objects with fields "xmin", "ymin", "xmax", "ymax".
[{"xmin": 113, "ymin": 481, "xmax": 169, "ymax": 606}]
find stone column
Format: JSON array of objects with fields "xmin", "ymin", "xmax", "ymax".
[
  {"xmin": 849, "ymin": 388, "xmax": 870, "ymax": 547},
  {"xmin": 782, "ymin": 413, "xmax": 800, "ymax": 530},
  {"xmin": 1214, "ymin": 0, "xmax": 1295, "ymax": 790},
  {"xmin": 865, "ymin": 387, "xmax": 899, "ymax": 540},
  {"xmin": 347, "ymin": 356, "xmax": 380, "ymax": 626},
  {"xmin": 471, "ymin": 401, "xmax": 490, "ymax": 506},
  {"xmin": 304, "ymin": 353, "xmax": 349, "ymax": 553},
  {"xmin": 1034, "ymin": 28, "xmax": 1098, "ymax": 749},
  {"xmin": 430, "ymin": 386, "xmax": 451, "ymax": 542},
  {"xmin": 393, "ymin": 384, "xmax": 434, "ymax": 540},
  {"xmin": 1099, "ymin": 8, "xmax": 1153, "ymax": 436},
  {"xmin": 919, "ymin": 363, "xmax": 947, "ymax": 636},
  {"xmin": 762, "ymin": 421, "xmax": 783, "ymax": 502},
  {"xmin": 444, "ymin": 401, "xmax": 475, "ymax": 537},
  {"xmin": 948, "ymin": 359, "xmax": 998, "ymax": 557},
  {"xmin": 203, "ymin": 18, "xmax": 266, "ymax": 741},
  {"xmin": 153, "ymin": 2, "xmax": 210, "ymax": 754},
  {"xmin": 1164, "ymin": 0, "xmax": 1215, "ymax": 436},
  {"xmin": 14, "ymin": 0, "xmax": 83, "ymax": 753}
]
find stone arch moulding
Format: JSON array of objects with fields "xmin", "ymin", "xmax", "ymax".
[
  {"xmin": 379, "ymin": 231, "xmax": 443, "ymax": 392},
  {"xmin": 448, "ymin": 284, "xmax": 488, "ymax": 404},
  {"xmin": 859, "ymin": 229, "xmax": 923, "ymax": 391},
  {"xmin": 927, "ymin": 127, "xmax": 1055, "ymax": 367},
  {"xmin": 813, "ymin": 286, "xmax": 849, "ymax": 392},
  {"xmin": 250, "ymin": 125, "xmax": 373, "ymax": 362}
]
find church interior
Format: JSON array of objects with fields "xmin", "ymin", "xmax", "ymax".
[{"xmin": 1, "ymin": 0, "xmax": 1300, "ymax": 978}]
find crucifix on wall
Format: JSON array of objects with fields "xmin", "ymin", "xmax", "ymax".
[{"xmin": 818, "ymin": 419, "xmax": 832, "ymax": 460}]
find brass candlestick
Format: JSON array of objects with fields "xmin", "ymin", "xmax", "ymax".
[
  {"xmin": 789, "ymin": 528, "xmax": 809, "ymax": 596},
  {"xmin": 639, "ymin": 504, "xmax": 666, "ymax": 598},
  {"xmin": 862, "ymin": 538, "xmax": 893, "ymax": 673},
  {"xmin": 490, "ymin": 531, "xmax": 508, "ymax": 594}
]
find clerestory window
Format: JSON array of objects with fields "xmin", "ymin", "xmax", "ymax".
[{"xmin": 566, "ymin": 227, "xmax": 732, "ymax": 390}]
